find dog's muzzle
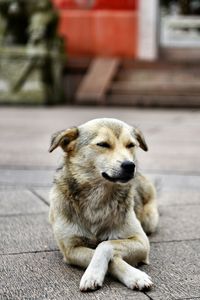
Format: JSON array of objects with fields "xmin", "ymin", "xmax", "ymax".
[{"xmin": 102, "ymin": 161, "xmax": 136, "ymax": 183}]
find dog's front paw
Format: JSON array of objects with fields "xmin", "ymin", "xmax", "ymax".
[
  {"xmin": 80, "ymin": 269, "xmax": 104, "ymax": 292},
  {"xmin": 124, "ymin": 268, "xmax": 153, "ymax": 290}
]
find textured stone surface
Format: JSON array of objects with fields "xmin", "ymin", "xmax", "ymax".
[
  {"xmin": 33, "ymin": 188, "xmax": 51, "ymax": 204},
  {"xmin": 0, "ymin": 107, "xmax": 200, "ymax": 300},
  {"xmin": 0, "ymin": 189, "xmax": 48, "ymax": 215},
  {"xmin": 0, "ymin": 169, "xmax": 54, "ymax": 187},
  {"xmin": 0, "ymin": 107, "xmax": 199, "ymax": 173},
  {"xmin": 158, "ymin": 189, "xmax": 200, "ymax": 207},
  {"xmin": 149, "ymin": 173, "xmax": 200, "ymax": 191},
  {"xmin": 0, "ymin": 251, "xmax": 149, "ymax": 300},
  {"xmin": 0, "ymin": 214, "xmax": 56, "ymax": 254},
  {"xmin": 143, "ymin": 240, "xmax": 200, "ymax": 300},
  {"xmin": 150, "ymin": 204, "xmax": 200, "ymax": 242}
]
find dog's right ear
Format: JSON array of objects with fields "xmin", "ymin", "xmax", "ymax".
[{"xmin": 49, "ymin": 127, "xmax": 79, "ymax": 153}]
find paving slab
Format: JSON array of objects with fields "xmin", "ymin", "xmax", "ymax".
[
  {"xmin": 0, "ymin": 214, "xmax": 56, "ymax": 254},
  {"xmin": 0, "ymin": 190, "xmax": 48, "ymax": 216},
  {"xmin": 158, "ymin": 189, "xmax": 200, "ymax": 207},
  {"xmin": 0, "ymin": 107, "xmax": 199, "ymax": 173},
  {"xmin": 0, "ymin": 251, "xmax": 149, "ymax": 300},
  {"xmin": 33, "ymin": 188, "xmax": 50, "ymax": 205},
  {"xmin": 138, "ymin": 143, "xmax": 200, "ymax": 173},
  {"xmin": 149, "ymin": 173, "xmax": 200, "ymax": 191},
  {"xmin": 0, "ymin": 169, "xmax": 54, "ymax": 187},
  {"xmin": 150, "ymin": 204, "xmax": 200, "ymax": 242},
  {"xmin": 142, "ymin": 240, "xmax": 200, "ymax": 300}
]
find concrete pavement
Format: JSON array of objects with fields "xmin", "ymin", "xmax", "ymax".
[{"xmin": 0, "ymin": 107, "xmax": 200, "ymax": 300}]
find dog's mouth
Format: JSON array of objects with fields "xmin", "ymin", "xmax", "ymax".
[{"xmin": 102, "ymin": 172, "xmax": 133, "ymax": 183}]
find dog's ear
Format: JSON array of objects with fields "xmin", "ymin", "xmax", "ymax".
[
  {"xmin": 134, "ymin": 128, "xmax": 148, "ymax": 152},
  {"xmin": 49, "ymin": 127, "xmax": 79, "ymax": 153}
]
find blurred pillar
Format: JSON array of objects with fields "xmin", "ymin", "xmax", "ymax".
[{"xmin": 138, "ymin": 0, "xmax": 159, "ymax": 60}]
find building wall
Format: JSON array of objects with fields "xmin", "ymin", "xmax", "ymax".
[{"xmin": 53, "ymin": 0, "xmax": 139, "ymax": 58}]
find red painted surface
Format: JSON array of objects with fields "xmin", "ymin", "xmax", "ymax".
[
  {"xmin": 53, "ymin": 0, "xmax": 137, "ymax": 10},
  {"xmin": 52, "ymin": 0, "xmax": 138, "ymax": 58}
]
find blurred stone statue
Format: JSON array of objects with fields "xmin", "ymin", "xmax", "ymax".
[
  {"xmin": 0, "ymin": 0, "xmax": 28, "ymax": 45},
  {"xmin": 28, "ymin": 0, "xmax": 58, "ymax": 46},
  {"xmin": 0, "ymin": 0, "xmax": 65, "ymax": 104}
]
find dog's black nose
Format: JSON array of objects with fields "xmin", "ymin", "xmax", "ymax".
[{"xmin": 121, "ymin": 161, "xmax": 135, "ymax": 173}]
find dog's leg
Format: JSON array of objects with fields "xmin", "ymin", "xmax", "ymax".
[
  {"xmin": 80, "ymin": 234, "xmax": 152, "ymax": 291},
  {"xmin": 141, "ymin": 199, "xmax": 159, "ymax": 234},
  {"xmin": 64, "ymin": 245, "xmax": 94, "ymax": 268},
  {"xmin": 108, "ymin": 235, "xmax": 152, "ymax": 290},
  {"xmin": 110, "ymin": 256, "xmax": 152, "ymax": 290},
  {"xmin": 60, "ymin": 242, "xmax": 109, "ymax": 291},
  {"xmin": 79, "ymin": 241, "xmax": 113, "ymax": 291},
  {"xmin": 54, "ymin": 217, "xmax": 152, "ymax": 291}
]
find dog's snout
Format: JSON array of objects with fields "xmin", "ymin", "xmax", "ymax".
[{"xmin": 121, "ymin": 161, "xmax": 135, "ymax": 173}]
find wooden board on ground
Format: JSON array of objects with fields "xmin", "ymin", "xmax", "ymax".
[{"xmin": 76, "ymin": 57, "xmax": 119, "ymax": 103}]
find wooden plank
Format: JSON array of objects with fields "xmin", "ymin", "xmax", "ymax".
[
  {"xmin": 111, "ymin": 82, "xmax": 200, "ymax": 95},
  {"xmin": 161, "ymin": 47, "xmax": 200, "ymax": 61},
  {"xmin": 76, "ymin": 57, "xmax": 119, "ymax": 103},
  {"xmin": 107, "ymin": 94, "xmax": 200, "ymax": 108}
]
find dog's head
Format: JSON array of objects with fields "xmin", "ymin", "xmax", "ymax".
[{"xmin": 49, "ymin": 118, "xmax": 148, "ymax": 184}]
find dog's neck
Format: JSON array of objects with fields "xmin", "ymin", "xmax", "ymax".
[
  {"xmin": 59, "ymin": 165, "xmax": 134, "ymax": 238},
  {"xmin": 66, "ymin": 166, "xmax": 132, "ymax": 203}
]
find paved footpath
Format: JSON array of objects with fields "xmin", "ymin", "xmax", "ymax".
[{"xmin": 0, "ymin": 107, "xmax": 200, "ymax": 300}]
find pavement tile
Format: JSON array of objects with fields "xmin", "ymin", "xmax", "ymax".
[
  {"xmin": 0, "ymin": 107, "xmax": 199, "ymax": 172},
  {"xmin": 150, "ymin": 204, "xmax": 200, "ymax": 242},
  {"xmin": 158, "ymin": 189, "xmax": 200, "ymax": 207},
  {"xmin": 0, "ymin": 169, "xmax": 54, "ymax": 187},
  {"xmin": 0, "ymin": 213, "xmax": 56, "ymax": 254},
  {"xmin": 149, "ymin": 174, "xmax": 200, "ymax": 191},
  {"xmin": 0, "ymin": 190, "xmax": 48, "ymax": 216},
  {"xmin": 32, "ymin": 188, "xmax": 51, "ymax": 205},
  {"xmin": 0, "ymin": 251, "xmax": 149, "ymax": 300},
  {"xmin": 138, "ymin": 146, "xmax": 200, "ymax": 173},
  {"xmin": 142, "ymin": 240, "xmax": 200, "ymax": 300}
]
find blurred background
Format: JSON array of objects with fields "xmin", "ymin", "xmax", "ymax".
[{"xmin": 0, "ymin": 0, "xmax": 200, "ymax": 107}]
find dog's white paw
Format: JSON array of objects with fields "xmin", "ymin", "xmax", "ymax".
[
  {"xmin": 79, "ymin": 269, "xmax": 104, "ymax": 292},
  {"xmin": 124, "ymin": 268, "xmax": 153, "ymax": 290}
]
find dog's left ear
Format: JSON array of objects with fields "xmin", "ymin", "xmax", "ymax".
[
  {"xmin": 134, "ymin": 128, "xmax": 148, "ymax": 152},
  {"xmin": 49, "ymin": 127, "xmax": 79, "ymax": 153}
]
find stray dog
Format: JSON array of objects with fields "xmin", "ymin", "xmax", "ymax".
[{"xmin": 49, "ymin": 118, "xmax": 159, "ymax": 292}]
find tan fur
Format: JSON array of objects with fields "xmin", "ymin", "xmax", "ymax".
[{"xmin": 49, "ymin": 118, "xmax": 159, "ymax": 292}]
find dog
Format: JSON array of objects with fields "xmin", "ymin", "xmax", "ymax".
[{"xmin": 49, "ymin": 118, "xmax": 159, "ymax": 292}]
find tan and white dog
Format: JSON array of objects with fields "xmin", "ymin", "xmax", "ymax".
[{"xmin": 49, "ymin": 118, "xmax": 159, "ymax": 292}]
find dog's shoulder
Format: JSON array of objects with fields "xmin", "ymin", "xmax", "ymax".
[{"xmin": 49, "ymin": 164, "xmax": 75, "ymax": 222}]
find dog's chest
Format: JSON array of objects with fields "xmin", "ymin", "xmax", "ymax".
[{"xmin": 71, "ymin": 185, "xmax": 131, "ymax": 237}]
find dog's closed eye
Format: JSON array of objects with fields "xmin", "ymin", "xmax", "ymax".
[
  {"xmin": 126, "ymin": 142, "xmax": 135, "ymax": 149},
  {"xmin": 96, "ymin": 142, "xmax": 110, "ymax": 148}
]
